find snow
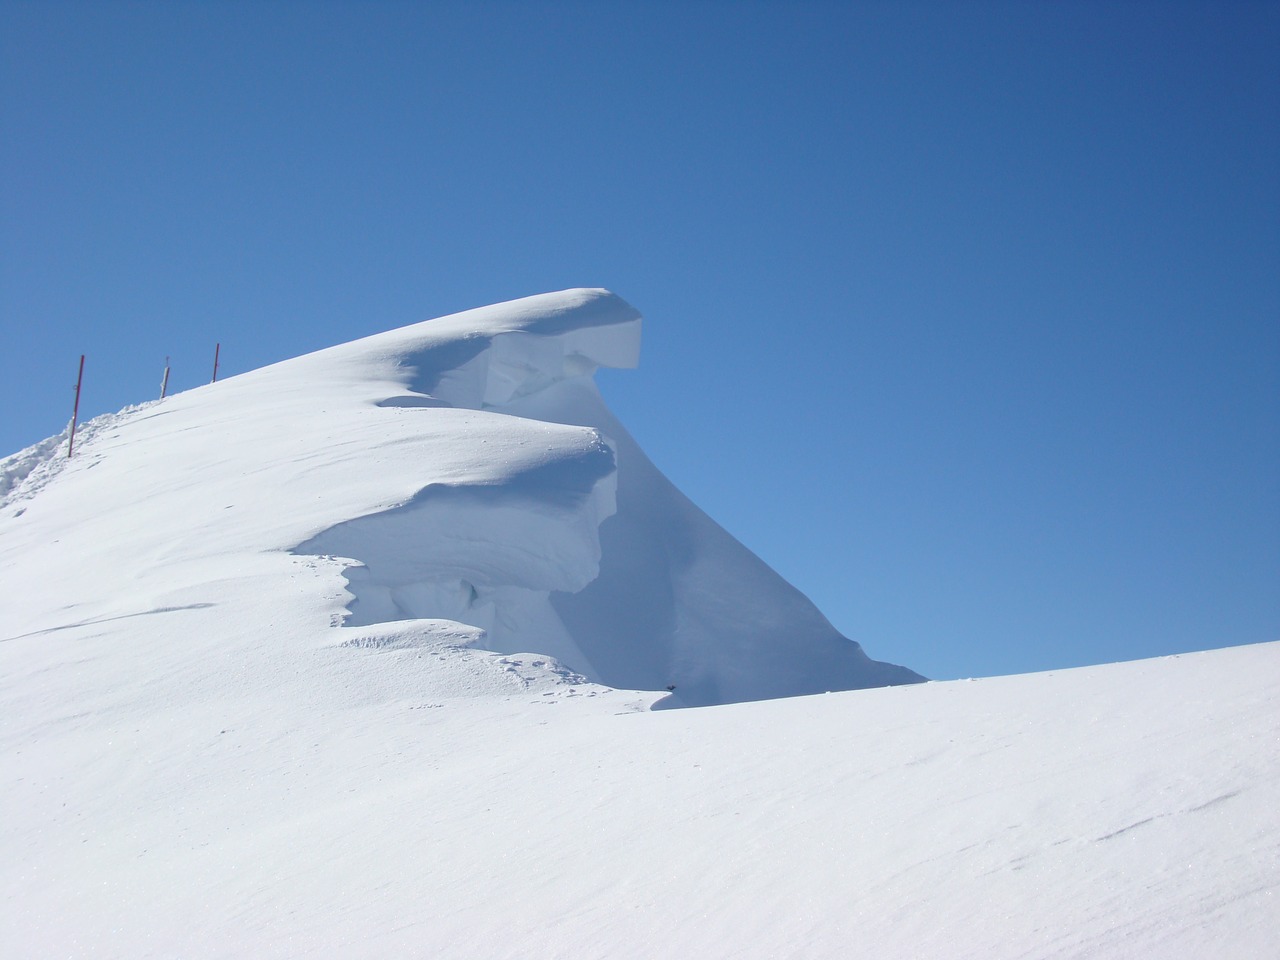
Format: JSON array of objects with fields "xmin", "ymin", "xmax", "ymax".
[
  {"xmin": 0, "ymin": 288, "xmax": 917, "ymax": 708},
  {"xmin": 2, "ymin": 288, "xmax": 1277, "ymax": 958}
]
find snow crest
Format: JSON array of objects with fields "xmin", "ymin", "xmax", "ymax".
[
  {"xmin": 291, "ymin": 290, "xmax": 640, "ymax": 676},
  {"xmin": 286, "ymin": 288, "xmax": 922, "ymax": 704},
  {"xmin": 0, "ymin": 288, "xmax": 920, "ymax": 707}
]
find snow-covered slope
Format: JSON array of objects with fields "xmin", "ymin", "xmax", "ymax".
[
  {"xmin": 2, "ymin": 289, "xmax": 1276, "ymax": 959},
  {"xmin": 0, "ymin": 288, "xmax": 920, "ymax": 707}
]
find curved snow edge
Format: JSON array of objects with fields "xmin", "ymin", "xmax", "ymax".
[{"xmin": 291, "ymin": 294, "xmax": 643, "ymax": 675}]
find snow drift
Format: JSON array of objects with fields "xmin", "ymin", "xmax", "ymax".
[
  {"xmin": 286, "ymin": 288, "xmax": 923, "ymax": 704},
  {"xmin": 0, "ymin": 287, "xmax": 916, "ymax": 706}
]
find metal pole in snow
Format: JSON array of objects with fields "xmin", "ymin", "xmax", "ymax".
[
  {"xmin": 160, "ymin": 356, "xmax": 171, "ymax": 400},
  {"xmin": 211, "ymin": 343, "xmax": 220, "ymax": 384},
  {"xmin": 68, "ymin": 354, "xmax": 85, "ymax": 459}
]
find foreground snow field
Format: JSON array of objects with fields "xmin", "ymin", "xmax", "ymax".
[
  {"xmin": 4, "ymin": 642, "xmax": 1276, "ymax": 960},
  {"xmin": 2, "ymin": 290, "xmax": 1276, "ymax": 958}
]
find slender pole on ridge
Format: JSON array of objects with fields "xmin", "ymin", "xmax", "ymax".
[
  {"xmin": 211, "ymin": 343, "xmax": 220, "ymax": 384},
  {"xmin": 68, "ymin": 354, "xmax": 85, "ymax": 459},
  {"xmin": 160, "ymin": 356, "xmax": 171, "ymax": 400}
]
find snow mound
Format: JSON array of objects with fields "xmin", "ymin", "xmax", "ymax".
[
  {"xmin": 0, "ymin": 288, "xmax": 918, "ymax": 706},
  {"xmin": 278, "ymin": 288, "xmax": 921, "ymax": 704}
]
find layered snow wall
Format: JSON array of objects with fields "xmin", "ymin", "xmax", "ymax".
[
  {"xmin": 0, "ymin": 288, "xmax": 919, "ymax": 707},
  {"xmin": 289, "ymin": 288, "xmax": 923, "ymax": 705}
]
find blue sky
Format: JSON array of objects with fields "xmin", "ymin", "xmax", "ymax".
[{"xmin": 2, "ymin": 0, "xmax": 1276, "ymax": 681}]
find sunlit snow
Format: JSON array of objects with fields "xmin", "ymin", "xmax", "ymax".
[{"xmin": 1, "ymin": 289, "xmax": 1275, "ymax": 959}]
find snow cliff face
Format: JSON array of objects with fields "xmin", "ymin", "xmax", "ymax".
[
  {"xmin": 287, "ymin": 288, "xmax": 921, "ymax": 704},
  {"xmin": 0, "ymin": 288, "xmax": 920, "ymax": 706}
]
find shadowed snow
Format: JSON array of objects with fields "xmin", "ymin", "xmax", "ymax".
[{"xmin": 280, "ymin": 288, "xmax": 922, "ymax": 704}]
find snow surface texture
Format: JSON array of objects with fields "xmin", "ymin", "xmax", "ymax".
[{"xmin": 2, "ymin": 289, "xmax": 1276, "ymax": 958}]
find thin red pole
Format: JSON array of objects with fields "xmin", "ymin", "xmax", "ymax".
[
  {"xmin": 68, "ymin": 354, "xmax": 85, "ymax": 459},
  {"xmin": 211, "ymin": 343, "xmax": 220, "ymax": 383}
]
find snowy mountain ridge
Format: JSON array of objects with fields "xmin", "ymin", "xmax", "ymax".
[
  {"xmin": 2, "ymin": 289, "xmax": 1275, "ymax": 959},
  {"xmin": 1, "ymin": 288, "xmax": 918, "ymax": 708}
]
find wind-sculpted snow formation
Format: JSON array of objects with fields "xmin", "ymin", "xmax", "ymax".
[
  {"xmin": 0, "ymin": 289, "xmax": 919, "ymax": 707},
  {"xmin": 288, "ymin": 288, "xmax": 923, "ymax": 704},
  {"xmin": 2, "ymin": 290, "xmax": 1275, "ymax": 959}
]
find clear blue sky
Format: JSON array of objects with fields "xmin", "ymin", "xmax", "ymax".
[{"xmin": 2, "ymin": 0, "xmax": 1276, "ymax": 681}]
